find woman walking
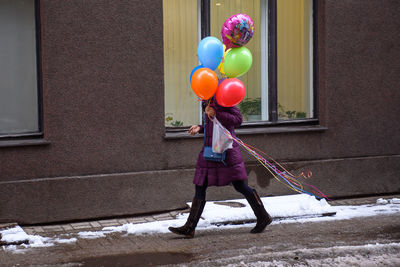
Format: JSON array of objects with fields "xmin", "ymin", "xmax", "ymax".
[{"xmin": 168, "ymin": 98, "xmax": 272, "ymax": 238}]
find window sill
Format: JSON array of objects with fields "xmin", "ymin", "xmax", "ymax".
[
  {"xmin": 0, "ymin": 138, "xmax": 51, "ymax": 148},
  {"xmin": 165, "ymin": 124, "xmax": 328, "ymax": 140},
  {"xmin": 236, "ymin": 124, "xmax": 328, "ymax": 135}
]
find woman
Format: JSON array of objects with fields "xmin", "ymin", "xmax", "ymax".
[{"xmin": 168, "ymin": 98, "xmax": 272, "ymax": 238}]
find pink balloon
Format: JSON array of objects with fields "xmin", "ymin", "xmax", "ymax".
[
  {"xmin": 221, "ymin": 14, "xmax": 254, "ymax": 50},
  {"xmin": 216, "ymin": 78, "xmax": 246, "ymax": 107}
]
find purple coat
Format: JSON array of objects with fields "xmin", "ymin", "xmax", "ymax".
[{"xmin": 193, "ymin": 101, "xmax": 248, "ymax": 186}]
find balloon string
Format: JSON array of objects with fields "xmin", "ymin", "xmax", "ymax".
[
  {"xmin": 212, "ymin": 119, "xmax": 330, "ymax": 200},
  {"xmin": 245, "ymin": 142, "xmax": 312, "ymax": 179}
]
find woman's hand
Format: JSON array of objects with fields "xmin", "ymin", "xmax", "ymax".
[
  {"xmin": 188, "ymin": 125, "xmax": 201, "ymax": 136},
  {"xmin": 205, "ymin": 105, "xmax": 216, "ymax": 120}
]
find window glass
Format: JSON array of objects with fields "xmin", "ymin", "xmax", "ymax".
[
  {"xmin": 0, "ymin": 0, "xmax": 39, "ymax": 135},
  {"xmin": 163, "ymin": 0, "xmax": 315, "ymax": 128},
  {"xmin": 163, "ymin": 0, "xmax": 199, "ymax": 127},
  {"xmin": 211, "ymin": 0, "xmax": 262, "ymax": 122},
  {"xmin": 277, "ymin": 0, "xmax": 313, "ymax": 120}
]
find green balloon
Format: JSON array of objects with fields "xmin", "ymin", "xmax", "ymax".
[{"xmin": 224, "ymin": 47, "xmax": 253, "ymax": 78}]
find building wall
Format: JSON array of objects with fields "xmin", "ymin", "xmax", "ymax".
[{"xmin": 0, "ymin": 0, "xmax": 399, "ymax": 224}]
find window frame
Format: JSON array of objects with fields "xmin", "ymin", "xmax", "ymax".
[
  {"xmin": 0, "ymin": 0, "xmax": 45, "ymax": 144},
  {"xmin": 166, "ymin": 0, "xmax": 324, "ymax": 138}
]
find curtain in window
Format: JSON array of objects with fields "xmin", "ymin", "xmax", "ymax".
[
  {"xmin": 163, "ymin": 0, "xmax": 199, "ymax": 127},
  {"xmin": 277, "ymin": 0, "xmax": 312, "ymax": 120}
]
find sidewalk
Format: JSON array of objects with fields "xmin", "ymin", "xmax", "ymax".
[
  {"xmin": 14, "ymin": 194, "xmax": 397, "ymax": 237},
  {"xmin": 1, "ymin": 194, "xmax": 400, "ymax": 266},
  {"xmin": 16, "ymin": 194, "xmax": 398, "ymax": 237}
]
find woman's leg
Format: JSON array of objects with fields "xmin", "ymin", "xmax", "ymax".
[
  {"xmin": 232, "ymin": 180, "xmax": 272, "ymax": 233},
  {"xmin": 232, "ymin": 180, "xmax": 254, "ymax": 198},
  {"xmin": 168, "ymin": 178, "xmax": 208, "ymax": 238},
  {"xmin": 194, "ymin": 178, "xmax": 208, "ymax": 200}
]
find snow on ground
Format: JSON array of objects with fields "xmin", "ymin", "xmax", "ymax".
[
  {"xmin": 99, "ymin": 194, "xmax": 338, "ymax": 236},
  {"xmin": 101, "ymin": 194, "xmax": 400, "ymax": 236},
  {"xmin": 390, "ymin": 198, "xmax": 400, "ymax": 204},
  {"xmin": 195, "ymin": 242, "xmax": 400, "ymax": 267},
  {"xmin": 1, "ymin": 194, "xmax": 399, "ymax": 253},
  {"xmin": 200, "ymin": 194, "xmax": 336, "ymax": 224},
  {"xmin": 0, "ymin": 226, "xmax": 76, "ymax": 253}
]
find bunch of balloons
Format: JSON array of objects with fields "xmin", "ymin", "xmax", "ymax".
[{"xmin": 190, "ymin": 14, "xmax": 254, "ymax": 107}]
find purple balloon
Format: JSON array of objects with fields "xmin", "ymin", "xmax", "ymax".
[{"xmin": 221, "ymin": 14, "xmax": 254, "ymax": 50}]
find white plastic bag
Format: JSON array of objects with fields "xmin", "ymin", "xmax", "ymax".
[{"xmin": 212, "ymin": 118, "xmax": 233, "ymax": 153}]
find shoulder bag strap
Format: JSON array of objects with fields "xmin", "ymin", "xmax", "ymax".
[{"xmin": 203, "ymin": 114, "xmax": 206, "ymax": 146}]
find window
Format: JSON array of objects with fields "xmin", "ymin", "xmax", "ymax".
[
  {"xmin": 0, "ymin": 0, "xmax": 42, "ymax": 137},
  {"xmin": 164, "ymin": 0, "xmax": 316, "ymax": 129}
]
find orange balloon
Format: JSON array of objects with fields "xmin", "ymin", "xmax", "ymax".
[{"xmin": 190, "ymin": 68, "xmax": 218, "ymax": 100}]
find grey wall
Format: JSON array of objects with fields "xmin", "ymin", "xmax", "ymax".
[{"xmin": 0, "ymin": 0, "xmax": 399, "ymax": 224}]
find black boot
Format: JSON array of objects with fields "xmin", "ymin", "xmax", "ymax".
[
  {"xmin": 246, "ymin": 190, "xmax": 272, "ymax": 233},
  {"xmin": 168, "ymin": 198, "xmax": 206, "ymax": 238}
]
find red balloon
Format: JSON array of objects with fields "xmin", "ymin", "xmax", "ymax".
[{"xmin": 216, "ymin": 78, "xmax": 246, "ymax": 107}]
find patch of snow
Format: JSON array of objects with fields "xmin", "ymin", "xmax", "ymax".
[
  {"xmin": 1, "ymin": 226, "xmax": 49, "ymax": 247},
  {"xmin": 53, "ymin": 237, "xmax": 77, "ymax": 244},
  {"xmin": 78, "ymin": 231, "xmax": 106, "ymax": 239},
  {"xmin": 102, "ymin": 218, "xmax": 188, "ymax": 235},
  {"xmin": 376, "ymin": 197, "xmax": 400, "ymax": 205},
  {"xmin": 390, "ymin": 198, "xmax": 400, "ymax": 204},
  {"xmin": 198, "ymin": 194, "xmax": 335, "ymax": 224},
  {"xmin": 1, "ymin": 226, "xmax": 76, "ymax": 253},
  {"xmin": 376, "ymin": 198, "xmax": 389, "ymax": 205},
  {"xmin": 96, "ymin": 194, "xmax": 400, "ymax": 236}
]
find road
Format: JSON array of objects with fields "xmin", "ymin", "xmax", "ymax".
[{"xmin": 68, "ymin": 214, "xmax": 400, "ymax": 266}]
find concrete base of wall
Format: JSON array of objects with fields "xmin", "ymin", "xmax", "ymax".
[{"xmin": 1, "ymin": 155, "xmax": 399, "ymax": 225}]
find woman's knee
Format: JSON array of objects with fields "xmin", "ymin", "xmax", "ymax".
[
  {"xmin": 232, "ymin": 181, "xmax": 245, "ymax": 193},
  {"xmin": 195, "ymin": 179, "xmax": 208, "ymax": 200},
  {"xmin": 232, "ymin": 180, "xmax": 253, "ymax": 195}
]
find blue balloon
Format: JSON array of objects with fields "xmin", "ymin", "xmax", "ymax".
[
  {"xmin": 197, "ymin": 36, "xmax": 224, "ymax": 71},
  {"xmin": 190, "ymin": 65, "xmax": 204, "ymax": 81}
]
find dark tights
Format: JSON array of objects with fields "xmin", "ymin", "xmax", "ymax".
[{"xmin": 194, "ymin": 177, "xmax": 253, "ymax": 201}]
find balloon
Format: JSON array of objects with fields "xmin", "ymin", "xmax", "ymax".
[
  {"xmin": 217, "ymin": 45, "xmax": 230, "ymax": 76},
  {"xmin": 190, "ymin": 65, "xmax": 204, "ymax": 81},
  {"xmin": 221, "ymin": 14, "xmax": 254, "ymax": 50},
  {"xmin": 191, "ymin": 68, "xmax": 219, "ymax": 100},
  {"xmin": 197, "ymin": 36, "xmax": 224, "ymax": 70},
  {"xmin": 216, "ymin": 78, "xmax": 246, "ymax": 107},
  {"xmin": 224, "ymin": 47, "xmax": 253, "ymax": 78}
]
